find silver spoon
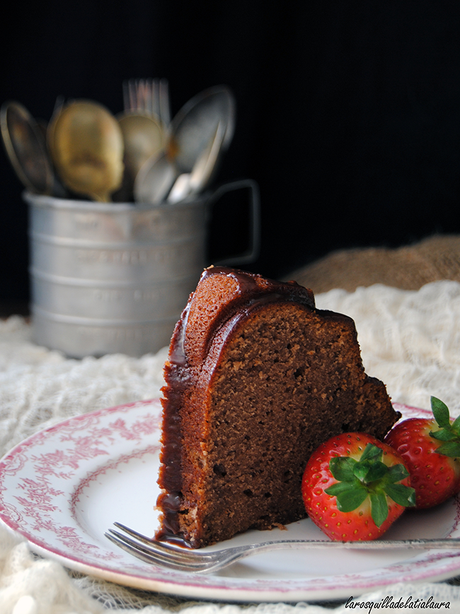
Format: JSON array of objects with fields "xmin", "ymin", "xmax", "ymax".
[
  {"xmin": 168, "ymin": 85, "xmax": 235, "ymax": 174},
  {"xmin": 1, "ymin": 101, "xmax": 54, "ymax": 195},
  {"xmin": 188, "ymin": 120, "xmax": 225, "ymax": 194},
  {"xmin": 167, "ymin": 121, "xmax": 225, "ymax": 204},
  {"xmin": 116, "ymin": 111, "xmax": 165, "ymax": 199},
  {"xmin": 133, "ymin": 150, "xmax": 177, "ymax": 205}
]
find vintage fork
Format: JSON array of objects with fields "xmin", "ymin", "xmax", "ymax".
[
  {"xmin": 105, "ymin": 522, "xmax": 460, "ymax": 574},
  {"xmin": 122, "ymin": 78, "xmax": 171, "ymax": 128}
]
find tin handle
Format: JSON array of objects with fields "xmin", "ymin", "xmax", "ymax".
[{"xmin": 205, "ymin": 179, "xmax": 260, "ymax": 266}]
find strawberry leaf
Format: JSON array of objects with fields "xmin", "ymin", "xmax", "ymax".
[
  {"xmin": 334, "ymin": 485, "xmax": 368, "ymax": 513},
  {"xmin": 326, "ymin": 481, "xmax": 358, "ymax": 497},
  {"xmin": 360, "ymin": 443, "xmax": 383, "ymax": 463},
  {"xmin": 362, "ymin": 460, "xmax": 388, "ymax": 483},
  {"xmin": 383, "ymin": 483, "xmax": 416, "ymax": 507},
  {"xmin": 427, "ymin": 397, "xmax": 460, "ymax": 458},
  {"xmin": 329, "ymin": 457, "xmax": 356, "ymax": 482},
  {"xmin": 385, "ymin": 463, "xmax": 410, "ymax": 484},
  {"xmin": 370, "ymin": 492, "xmax": 388, "ymax": 527},
  {"xmin": 435, "ymin": 441, "xmax": 460, "ymax": 458},
  {"xmin": 352, "ymin": 461, "xmax": 371, "ymax": 482},
  {"xmin": 430, "ymin": 428, "xmax": 457, "ymax": 442},
  {"xmin": 431, "ymin": 396, "xmax": 451, "ymax": 428},
  {"xmin": 452, "ymin": 415, "xmax": 460, "ymax": 434}
]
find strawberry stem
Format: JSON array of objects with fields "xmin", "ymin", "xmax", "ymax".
[
  {"xmin": 429, "ymin": 397, "xmax": 460, "ymax": 458},
  {"xmin": 326, "ymin": 443, "xmax": 416, "ymax": 527}
]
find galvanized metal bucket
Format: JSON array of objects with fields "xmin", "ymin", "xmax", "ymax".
[{"xmin": 24, "ymin": 179, "xmax": 260, "ymax": 358}]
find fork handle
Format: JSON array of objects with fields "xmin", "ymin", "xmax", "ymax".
[
  {"xmin": 197, "ymin": 538, "xmax": 460, "ymax": 574},
  {"xmin": 233, "ymin": 538, "xmax": 460, "ymax": 555}
]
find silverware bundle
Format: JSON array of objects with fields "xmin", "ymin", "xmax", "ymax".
[{"xmin": 1, "ymin": 80, "xmax": 236, "ymax": 205}]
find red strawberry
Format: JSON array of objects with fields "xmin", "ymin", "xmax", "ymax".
[
  {"xmin": 302, "ymin": 432, "xmax": 415, "ymax": 541},
  {"xmin": 385, "ymin": 396, "xmax": 460, "ymax": 509}
]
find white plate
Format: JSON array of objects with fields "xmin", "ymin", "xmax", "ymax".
[{"xmin": 1, "ymin": 399, "xmax": 460, "ymax": 603}]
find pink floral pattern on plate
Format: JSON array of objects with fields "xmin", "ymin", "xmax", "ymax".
[{"xmin": 0, "ymin": 400, "xmax": 460, "ymax": 603}]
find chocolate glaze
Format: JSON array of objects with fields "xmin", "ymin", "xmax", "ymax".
[
  {"xmin": 170, "ymin": 267, "xmax": 314, "ymax": 367},
  {"xmin": 155, "ymin": 266, "xmax": 316, "ymax": 543}
]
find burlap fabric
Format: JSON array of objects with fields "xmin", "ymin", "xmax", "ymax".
[{"xmin": 288, "ymin": 234, "xmax": 460, "ymax": 293}]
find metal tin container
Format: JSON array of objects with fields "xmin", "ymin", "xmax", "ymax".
[{"xmin": 24, "ymin": 180, "xmax": 259, "ymax": 357}]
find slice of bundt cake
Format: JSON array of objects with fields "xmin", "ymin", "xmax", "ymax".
[{"xmin": 156, "ymin": 266, "xmax": 399, "ymax": 548}]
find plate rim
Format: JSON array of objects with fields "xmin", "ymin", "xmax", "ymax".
[{"xmin": 1, "ymin": 399, "xmax": 460, "ymax": 603}]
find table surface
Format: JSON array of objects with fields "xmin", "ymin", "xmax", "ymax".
[{"xmin": 1, "ymin": 280, "xmax": 460, "ymax": 612}]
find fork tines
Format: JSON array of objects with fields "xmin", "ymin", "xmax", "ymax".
[
  {"xmin": 105, "ymin": 522, "xmax": 216, "ymax": 571},
  {"xmin": 121, "ymin": 78, "xmax": 170, "ymax": 129}
]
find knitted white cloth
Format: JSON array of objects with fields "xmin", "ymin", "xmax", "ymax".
[{"xmin": 1, "ymin": 280, "xmax": 460, "ymax": 613}]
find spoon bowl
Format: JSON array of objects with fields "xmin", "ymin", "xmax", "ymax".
[
  {"xmin": 134, "ymin": 150, "xmax": 177, "ymax": 205},
  {"xmin": 48, "ymin": 100, "xmax": 124, "ymax": 202},
  {"xmin": 117, "ymin": 111, "xmax": 165, "ymax": 199},
  {"xmin": 168, "ymin": 85, "xmax": 235, "ymax": 173},
  {"xmin": 167, "ymin": 121, "xmax": 225, "ymax": 204},
  {"xmin": 1, "ymin": 101, "xmax": 54, "ymax": 195},
  {"xmin": 188, "ymin": 121, "xmax": 225, "ymax": 194}
]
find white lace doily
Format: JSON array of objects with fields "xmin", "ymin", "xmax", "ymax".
[{"xmin": 1, "ymin": 280, "xmax": 460, "ymax": 613}]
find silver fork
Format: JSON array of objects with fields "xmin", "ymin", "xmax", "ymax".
[
  {"xmin": 122, "ymin": 78, "xmax": 170, "ymax": 129},
  {"xmin": 105, "ymin": 522, "xmax": 460, "ymax": 574}
]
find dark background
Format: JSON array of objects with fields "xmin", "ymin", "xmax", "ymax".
[{"xmin": 2, "ymin": 1, "xmax": 460, "ymax": 311}]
